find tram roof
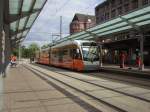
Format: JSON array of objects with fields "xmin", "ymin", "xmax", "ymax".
[
  {"xmin": 4, "ymin": 0, "xmax": 47, "ymax": 47},
  {"xmin": 52, "ymin": 5, "xmax": 150, "ymax": 45},
  {"xmin": 49, "ymin": 40, "xmax": 94, "ymax": 49}
]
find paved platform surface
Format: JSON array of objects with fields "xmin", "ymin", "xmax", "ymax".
[
  {"xmin": 0, "ymin": 65, "xmax": 89, "ymax": 112},
  {"xmin": 102, "ymin": 64, "xmax": 150, "ymax": 72},
  {"xmin": 100, "ymin": 64, "xmax": 150, "ymax": 77}
]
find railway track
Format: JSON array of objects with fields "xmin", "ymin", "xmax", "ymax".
[
  {"xmin": 32, "ymin": 64, "xmax": 150, "ymax": 102},
  {"xmin": 88, "ymin": 72, "xmax": 150, "ymax": 89},
  {"xmin": 24, "ymin": 64, "xmax": 150, "ymax": 112},
  {"xmin": 35, "ymin": 63, "xmax": 150, "ymax": 88},
  {"xmin": 30, "ymin": 64, "xmax": 150, "ymax": 103}
]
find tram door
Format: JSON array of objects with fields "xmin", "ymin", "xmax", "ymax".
[{"xmin": 72, "ymin": 48, "xmax": 83, "ymax": 71}]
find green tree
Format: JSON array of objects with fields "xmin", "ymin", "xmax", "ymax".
[
  {"xmin": 12, "ymin": 48, "xmax": 19, "ymax": 57},
  {"xmin": 12, "ymin": 43, "xmax": 40, "ymax": 59},
  {"xmin": 28, "ymin": 43, "xmax": 40, "ymax": 58},
  {"xmin": 21, "ymin": 46, "xmax": 30, "ymax": 58}
]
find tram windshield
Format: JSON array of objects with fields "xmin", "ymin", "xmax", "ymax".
[{"xmin": 82, "ymin": 42, "xmax": 99, "ymax": 61}]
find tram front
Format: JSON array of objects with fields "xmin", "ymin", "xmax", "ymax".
[{"xmin": 81, "ymin": 42, "xmax": 100, "ymax": 70}]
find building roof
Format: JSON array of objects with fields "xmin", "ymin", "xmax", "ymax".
[
  {"xmin": 4, "ymin": 0, "xmax": 47, "ymax": 47},
  {"xmin": 72, "ymin": 13, "xmax": 96, "ymax": 22},
  {"xmin": 95, "ymin": 0, "xmax": 108, "ymax": 10}
]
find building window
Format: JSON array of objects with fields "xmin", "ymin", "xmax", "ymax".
[
  {"xmin": 105, "ymin": 12, "xmax": 109, "ymax": 20},
  {"xmin": 124, "ymin": 4, "xmax": 129, "ymax": 12},
  {"xmin": 111, "ymin": 0, "xmax": 116, "ymax": 7},
  {"xmin": 100, "ymin": 14, "xmax": 105, "ymax": 22},
  {"xmin": 96, "ymin": 7, "xmax": 99, "ymax": 12},
  {"xmin": 142, "ymin": 0, "xmax": 148, "ymax": 5},
  {"xmin": 132, "ymin": 0, "xmax": 139, "ymax": 9},
  {"xmin": 105, "ymin": 2, "xmax": 109, "ymax": 9},
  {"xmin": 111, "ymin": 9, "xmax": 116, "ymax": 18},
  {"xmin": 96, "ymin": 16, "xmax": 99, "ymax": 21},
  {"xmin": 95, "ymin": 11, "xmax": 99, "ymax": 16},
  {"xmin": 117, "ymin": 7, "xmax": 122, "ymax": 15}
]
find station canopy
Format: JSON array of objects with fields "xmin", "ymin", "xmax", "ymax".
[
  {"xmin": 6, "ymin": 0, "xmax": 47, "ymax": 47},
  {"xmin": 53, "ymin": 5, "xmax": 150, "ymax": 46}
]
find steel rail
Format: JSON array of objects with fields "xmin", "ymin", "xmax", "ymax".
[
  {"xmin": 34, "ymin": 65, "xmax": 150, "ymax": 103},
  {"xmin": 33, "ymin": 64, "xmax": 150, "ymax": 103},
  {"xmin": 24, "ymin": 65, "xmax": 127, "ymax": 112}
]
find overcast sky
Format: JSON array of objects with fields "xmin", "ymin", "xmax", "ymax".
[{"xmin": 22, "ymin": 0, "xmax": 105, "ymax": 47}]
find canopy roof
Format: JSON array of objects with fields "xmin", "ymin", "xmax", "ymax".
[
  {"xmin": 52, "ymin": 5, "xmax": 150, "ymax": 46},
  {"xmin": 5, "ymin": 0, "xmax": 47, "ymax": 47}
]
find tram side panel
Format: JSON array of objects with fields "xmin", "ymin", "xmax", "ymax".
[
  {"xmin": 36, "ymin": 40, "xmax": 99, "ymax": 71},
  {"xmin": 61, "ymin": 48, "xmax": 73, "ymax": 69},
  {"xmin": 50, "ymin": 45, "xmax": 84, "ymax": 71},
  {"xmin": 51, "ymin": 48, "xmax": 61, "ymax": 67},
  {"xmin": 72, "ymin": 48, "xmax": 84, "ymax": 71},
  {"xmin": 35, "ymin": 51, "xmax": 40, "ymax": 63},
  {"xmin": 51, "ymin": 46, "xmax": 74, "ymax": 69},
  {"xmin": 37, "ymin": 50, "xmax": 50, "ymax": 65}
]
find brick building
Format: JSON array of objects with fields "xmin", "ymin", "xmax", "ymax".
[
  {"xmin": 95, "ymin": 0, "xmax": 150, "ymax": 24},
  {"xmin": 70, "ymin": 13, "xmax": 96, "ymax": 35},
  {"xmin": 95, "ymin": 0, "xmax": 150, "ymax": 66}
]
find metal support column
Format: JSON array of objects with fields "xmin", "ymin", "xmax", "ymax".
[
  {"xmin": 1, "ymin": 30, "xmax": 5, "ymax": 77},
  {"xmin": 99, "ymin": 44, "xmax": 103, "ymax": 67},
  {"xmin": 60, "ymin": 16, "xmax": 62, "ymax": 39},
  {"xmin": 139, "ymin": 33, "xmax": 144, "ymax": 70},
  {"xmin": 0, "ymin": 0, "xmax": 4, "ymax": 75},
  {"xmin": 1, "ymin": 23, "xmax": 11, "ymax": 78},
  {"xmin": 0, "ymin": 32, "xmax": 2, "ymax": 74}
]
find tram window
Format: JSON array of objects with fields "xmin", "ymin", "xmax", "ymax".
[
  {"xmin": 70, "ymin": 49, "xmax": 73, "ymax": 58},
  {"xmin": 63, "ymin": 49, "xmax": 68, "ymax": 55},
  {"xmin": 52, "ymin": 51, "xmax": 57, "ymax": 57},
  {"xmin": 82, "ymin": 42, "xmax": 97, "ymax": 46},
  {"xmin": 73, "ymin": 49, "xmax": 81, "ymax": 59}
]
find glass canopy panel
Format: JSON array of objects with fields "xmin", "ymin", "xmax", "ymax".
[
  {"xmin": 34, "ymin": 0, "xmax": 46, "ymax": 9},
  {"xmin": 22, "ymin": 0, "xmax": 34, "ymax": 12},
  {"xmin": 18, "ymin": 17, "xmax": 28, "ymax": 30},
  {"xmin": 123, "ymin": 6, "xmax": 150, "ymax": 19},
  {"xmin": 9, "ymin": 0, "xmax": 20, "ymax": 14},
  {"xmin": 10, "ymin": 21, "xmax": 18, "ymax": 32},
  {"xmin": 17, "ymin": 33, "xmax": 23, "ymax": 38},
  {"xmin": 26, "ymin": 12, "xmax": 39, "ymax": 28},
  {"xmin": 22, "ymin": 30, "xmax": 29, "ymax": 36},
  {"xmin": 67, "ymin": 6, "xmax": 150, "ymax": 41}
]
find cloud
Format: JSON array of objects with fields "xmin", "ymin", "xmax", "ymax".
[{"xmin": 22, "ymin": 0, "xmax": 104, "ymax": 46}]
